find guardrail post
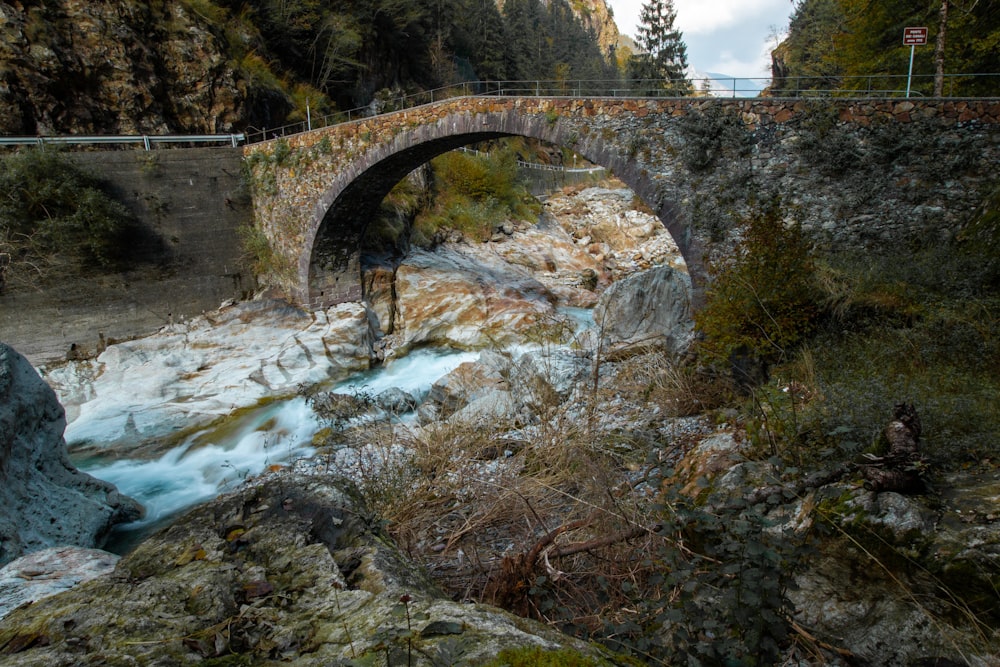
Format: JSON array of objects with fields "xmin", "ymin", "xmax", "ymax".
[{"xmin": 143, "ymin": 136, "xmax": 150, "ymax": 151}]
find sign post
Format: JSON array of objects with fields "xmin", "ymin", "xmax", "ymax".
[{"xmin": 903, "ymin": 27, "xmax": 928, "ymax": 97}]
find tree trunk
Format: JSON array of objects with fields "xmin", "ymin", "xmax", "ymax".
[
  {"xmin": 861, "ymin": 403, "xmax": 926, "ymax": 494},
  {"xmin": 934, "ymin": 0, "xmax": 949, "ymax": 97}
]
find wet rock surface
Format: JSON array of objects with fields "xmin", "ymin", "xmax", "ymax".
[
  {"xmin": 0, "ymin": 344, "xmax": 141, "ymax": 568},
  {"xmin": 0, "ymin": 473, "xmax": 623, "ymax": 666},
  {"xmin": 40, "ymin": 300, "xmax": 374, "ymax": 447}
]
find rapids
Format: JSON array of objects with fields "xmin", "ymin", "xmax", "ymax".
[{"xmin": 68, "ymin": 347, "xmax": 482, "ymax": 541}]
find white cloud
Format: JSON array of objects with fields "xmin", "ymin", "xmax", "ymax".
[
  {"xmin": 703, "ymin": 30, "xmax": 786, "ymax": 79},
  {"xmin": 610, "ymin": 0, "xmax": 789, "ymax": 39},
  {"xmin": 673, "ymin": 0, "xmax": 788, "ymax": 36},
  {"xmin": 704, "ymin": 52, "xmax": 767, "ymax": 80},
  {"xmin": 607, "ymin": 0, "xmax": 792, "ymax": 79},
  {"xmin": 609, "ymin": 0, "xmax": 644, "ymax": 37}
]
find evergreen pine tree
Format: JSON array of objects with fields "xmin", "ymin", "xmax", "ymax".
[
  {"xmin": 501, "ymin": 0, "xmax": 538, "ymax": 81},
  {"xmin": 454, "ymin": 0, "xmax": 508, "ymax": 81},
  {"xmin": 628, "ymin": 0, "xmax": 691, "ymax": 96}
]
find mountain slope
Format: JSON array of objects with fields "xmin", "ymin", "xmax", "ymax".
[{"xmin": 0, "ymin": 0, "xmax": 623, "ymax": 136}]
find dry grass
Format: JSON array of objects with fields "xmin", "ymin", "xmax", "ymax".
[
  {"xmin": 310, "ymin": 350, "xmax": 710, "ymax": 633},
  {"xmin": 600, "ymin": 349, "xmax": 732, "ymax": 419}
]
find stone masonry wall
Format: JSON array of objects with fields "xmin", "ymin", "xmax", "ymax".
[{"xmin": 244, "ymin": 96, "xmax": 1000, "ymax": 307}]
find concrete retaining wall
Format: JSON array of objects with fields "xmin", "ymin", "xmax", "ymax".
[{"xmin": 0, "ymin": 147, "xmax": 253, "ymax": 364}]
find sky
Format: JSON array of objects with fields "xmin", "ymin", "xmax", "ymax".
[{"xmin": 608, "ymin": 0, "xmax": 796, "ymax": 81}]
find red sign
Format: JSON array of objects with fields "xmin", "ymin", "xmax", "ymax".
[{"xmin": 903, "ymin": 27, "xmax": 928, "ymax": 45}]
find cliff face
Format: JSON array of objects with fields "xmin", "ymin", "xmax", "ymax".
[
  {"xmin": 0, "ymin": 0, "xmax": 624, "ymax": 136},
  {"xmin": 0, "ymin": 0, "xmax": 266, "ymax": 135},
  {"xmin": 570, "ymin": 0, "xmax": 622, "ymax": 56}
]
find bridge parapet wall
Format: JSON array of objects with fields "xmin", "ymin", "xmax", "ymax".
[{"xmin": 244, "ymin": 97, "xmax": 1000, "ymax": 307}]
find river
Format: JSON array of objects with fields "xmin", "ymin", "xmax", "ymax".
[
  {"xmin": 61, "ymin": 306, "xmax": 593, "ymax": 549},
  {"xmin": 66, "ymin": 347, "xmax": 481, "ymax": 541}
]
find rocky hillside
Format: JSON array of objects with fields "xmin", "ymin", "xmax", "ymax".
[
  {"xmin": 0, "ymin": 0, "xmax": 622, "ymax": 136},
  {"xmin": 1, "ymin": 0, "xmax": 996, "ymax": 661},
  {"xmin": 0, "ymin": 1, "xmax": 264, "ymax": 135},
  {"xmin": 563, "ymin": 0, "xmax": 621, "ymax": 56},
  {"xmin": 0, "ymin": 179, "xmax": 997, "ymax": 665}
]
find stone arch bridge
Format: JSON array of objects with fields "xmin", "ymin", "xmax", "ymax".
[{"xmin": 244, "ymin": 96, "xmax": 1000, "ymax": 309}]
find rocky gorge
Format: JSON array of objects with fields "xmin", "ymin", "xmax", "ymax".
[{"xmin": 0, "ymin": 181, "xmax": 997, "ymax": 665}]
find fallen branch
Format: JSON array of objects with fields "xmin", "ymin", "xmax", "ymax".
[
  {"xmin": 550, "ymin": 525, "xmax": 649, "ymax": 559},
  {"xmin": 789, "ymin": 619, "xmax": 859, "ymax": 662},
  {"xmin": 736, "ymin": 462, "xmax": 856, "ymax": 510}
]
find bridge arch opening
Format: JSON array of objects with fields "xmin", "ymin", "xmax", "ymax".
[
  {"xmin": 307, "ymin": 132, "xmax": 507, "ymax": 308},
  {"xmin": 303, "ymin": 114, "xmax": 704, "ymax": 312}
]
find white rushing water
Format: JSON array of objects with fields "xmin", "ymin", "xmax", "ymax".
[
  {"xmin": 70, "ymin": 347, "xmax": 481, "ymax": 534},
  {"xmin": 335, "ymin": 348, "xmax": 481, "ymax": 400},
  {"xmin": 79, "ymin": 398, "xmax": 321, "ymax": 529}
]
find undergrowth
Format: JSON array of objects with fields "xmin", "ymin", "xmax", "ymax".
[
  {"xmin": 301, "ymin": 185, "xmax": 999, "ymax": 664},
  {"xmin": 744, "ymin": 238, "xmax": 1000, "ymax": 469},
  {"xmin": 0, "ymin": 148, "xmax": 137, "ymax": 292},
  {"xmin": 410, "ymin": 146, "xmax": 540, "ymax": 247}
]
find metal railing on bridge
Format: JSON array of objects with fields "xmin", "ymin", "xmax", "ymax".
[
  {"xmin": 242, "ymin": 73, "xmax": 999, "ymax": 144},
  {"xmin": 1, "ymin": 73, "xmax": 995, "ymax": 150},
  {"xmin": 0, "ymin": 133, "xmax": 245, "ymax": 149},
  {"xmin": 456, "ymin": 146, "xmax": 605, "ymax": 174}
]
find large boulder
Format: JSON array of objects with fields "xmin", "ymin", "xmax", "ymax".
[
  {"xmin": 0, "ymin": 344, "xmax": 141, "ymax": 567},
  {"xmin": 590, "ymin": 264, "xmax": 694, "ymax": 359},
  {"xmin": 416, "ymin": 348, "xmax": 593, "ymax": 427},
  {"xmin": 391, "ymin": 247, "xmax": 565, "ymax": 354},
  {"xmin": 0, "ymin": 472, "xmax": 627, "ymax": 666}
]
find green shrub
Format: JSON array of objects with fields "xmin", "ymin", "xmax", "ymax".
[
  {"xmin": 694, "ymin": 197, "xmax": 822, "ymax": 377},
  {"xmin": 238, "ymin": 52, "xmax": 284, "ymax": 96},
  {"xmin": 743, "ymin": 233, "xmax": 1000, "ymax": 468},
  {"xmin": 179, "ymin": 0, "xmax": 228, "ymax": 26},
  {"xmin": 410, "ymin": 147, "xmax": 539, "ymax": 247},
  {"xmin": 0, "ymin": 148, "xmax": 135, "ymax": 290},
  {"xmin": 236, "ymin": 222, "xmax": 292, "ymax": 282}
]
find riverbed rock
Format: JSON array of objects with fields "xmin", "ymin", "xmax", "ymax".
[
  {"xmin": 508, "ymin": 348, "xmax": 593, "ymax": 410},
  {"xmin": 418, "ymin": 354, "xmax": 509, "ymax": 424},
  {"xmin": 416, "ymin": 348, "xmax": 594, "ymax": 428},
  {"xmin": 40, "ymin": 299, "xmax": 373, "ymax": 447},
  {"xmin": 0, "ymin": 547, "xmax": 119, "ymax": 621},
  {"xmin": 0, "ymin": 472, "xmax": 625, "ymax": 666},
  {"xmin": 590, "ymin": 264, "xmax": 694, "ymax": 359},
  {"xmin": 671, "ymin": 428, "xmax": 1000, "ymax": 666},
  {"xmin": 0, "ymin": 344, "xmax": 141, "ymax": 568},
  {"xmin": 391, "ymin": 246, "xmax": 564, "ymax": 355}
]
